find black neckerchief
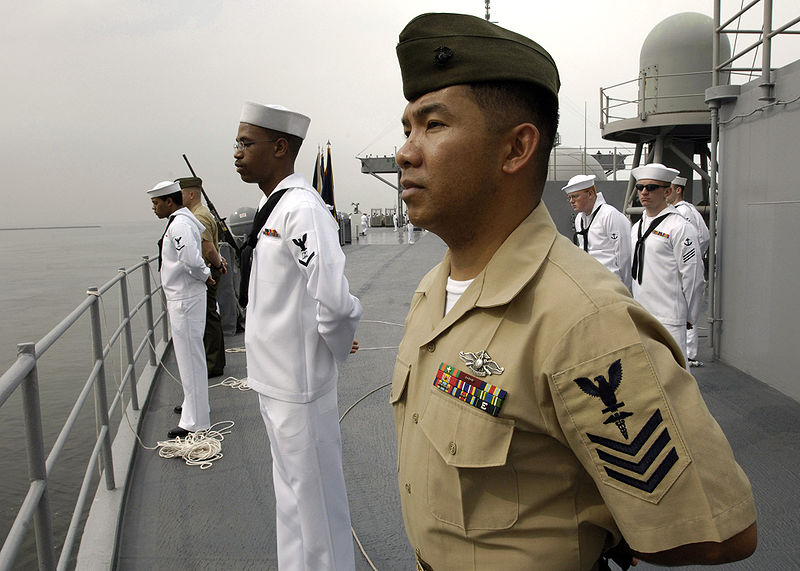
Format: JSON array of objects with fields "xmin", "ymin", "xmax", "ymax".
[
  {"xmin": 572, "ymin": 204, "xmax": 603, "ymax": 252},
  {"xmin": 631, "ymin": 213, "xmax": 671, "ymax": 284},
  {"xmin": 238, "ymin": 188, "xmax": 289, "ymax": 307},
  {"xmin": 157, "ymin": 214, "xmax": 176, "ymax": 271}
]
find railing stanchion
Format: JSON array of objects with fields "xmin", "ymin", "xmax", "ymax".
[
  {"xmin": 141, "ymin": 257, "xmax": 157, "ymax": 366},
  {"xmin": 87, "ymin": 288, "xmax": 115, "ymax": 491},
  {"xmin": 19, "ymin": 342, "xmax": 56, "ymax": 570},
  {"xmin": 118, "ymin": 269, "xmax": 139, "ymax": 410}
]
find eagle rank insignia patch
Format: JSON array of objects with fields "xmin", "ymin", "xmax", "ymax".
[
  {"xmin": 551, "ymin": 347, "xmax": 690, "ymax": 503},
  {"xmin": 292, "ymin": 233, "xmax": 316, "ymax": 267}
]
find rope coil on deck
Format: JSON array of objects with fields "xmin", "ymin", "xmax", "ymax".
[{"xmin": 156, "ymin": 421, "xmax": 235, "ymax": 469}]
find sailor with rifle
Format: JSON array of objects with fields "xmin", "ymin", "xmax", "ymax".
[{"xmin": 176, "ymin": 176, "xmax": 227, "ymax": 378}]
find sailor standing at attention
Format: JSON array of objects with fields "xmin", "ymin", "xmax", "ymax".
[
  {"xmin": 176, "ymin": 177, "xmax": 227, "ymax": 378},
  {"xmin": 147, "ymin": 181, "xmax": 212, "ymax": 439},
  {"xmin": 233, "ymin": 101, "xmax": 362, "ymax": 571},
  {"xmin": 564, "ymin": 174, "xmax": 633, "ymax": 289},
  {"xmin": 392, "ymin": 13, "xmax": 755, "ymax": 570},
  {"xmin": 667, "ymin": 175, "xmax": 710, "ymax": 367},
  {"xmin": 630, "ymin": 163, "xmax": 705, "ymax": 361}
]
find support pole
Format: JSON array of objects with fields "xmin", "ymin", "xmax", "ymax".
[{"xmin": 19, "ymin": 343, "xmax": 56, "ymax": 570}]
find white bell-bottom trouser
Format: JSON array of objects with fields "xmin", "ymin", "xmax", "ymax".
[
  {"xmin": 257, "ymin": 388, "xmax": 355, "ymax": 571},
  {"xmin": 686, "ymin": 325, "xmax": 698, "ymax": 360},
  {"xmin": 167, "ymin": 293, "xmax": 210, "ymax": 431},
  {"xmin": 662, "ymin": 322, "xmax": 688, "ymax": 370}
]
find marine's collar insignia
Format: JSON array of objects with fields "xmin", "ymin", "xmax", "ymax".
[
  {"xmin": 263, "ymin": 228, "xmax": 280, "ymax": 238},
  {"xmin": 434, "ymin": 363, "xmax": 507, "ymax": 416},
  {"xmin": 459, "ymin": 350, "xmax": 504, "ymax": 377},
  {"xmin": 292, "ymin": 233, "xmax": 316, "ymax": 267},
  {"xmin": 573, "ymin": 359, "xmax": 632, "ymax": 438}
]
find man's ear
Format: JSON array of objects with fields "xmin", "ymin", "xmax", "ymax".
[
  {"xmin": 501, "ymin": 123, "xmax": 539, "ymax": 175},
  {"xmin": 274, "ymin": 137, "xmax": 289, "ymax": 158}
]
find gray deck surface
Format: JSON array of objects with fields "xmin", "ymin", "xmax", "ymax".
[{"xmin": 115, "ymin": 227, "xmax": 800, "ymax": 570}]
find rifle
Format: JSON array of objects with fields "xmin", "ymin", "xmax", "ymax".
[{"xmin": 182, "ymin": 154, "xmax": 242, "ymax": 258}]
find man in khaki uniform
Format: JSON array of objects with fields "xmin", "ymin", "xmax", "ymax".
[
  {"xmin": 177, "ymin": 177, "xmax": 227, "ymax": 377},
  {"xmin": 391, "ymin": 13, "xmax": 757, "ymax": 571}
]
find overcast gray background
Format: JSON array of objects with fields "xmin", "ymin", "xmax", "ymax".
[{"xmin": 2, "ymin": 1, "xmax": 796, "ymax": 228}]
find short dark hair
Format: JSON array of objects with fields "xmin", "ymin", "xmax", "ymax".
[
  {"xmin": 164, "ymin": 190, "xmax": 183, "ymax": 206},
  {"xmin": 469, "ymin": 81, "xmax": 559, "ymax": 187},
  {"xmin": 263, "ymin": 128, "xmax": 304, "ymax": 160}
]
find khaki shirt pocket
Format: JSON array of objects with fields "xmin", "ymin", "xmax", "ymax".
[
  {"xmin": 419, "ymin": 389, "xmax": 518, "ymax": 530},
  {"xmin": 390, "ymin": 358, "xmax": 410, "ymax": 471}
]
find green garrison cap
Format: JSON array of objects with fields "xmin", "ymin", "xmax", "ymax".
[
  {"xmin": 175, "ymin": 176, "xmax": 203, "ymax": 189},
  {"xmin": 397, "ymin": 13, "xmax": 560, "ymax": 101}
]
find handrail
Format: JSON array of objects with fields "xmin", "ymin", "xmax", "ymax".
[
  {"xmin": 600, "ymin": 70, "xmax": 717, "ymax": 127},
  {"xmin": 0, "ymin": 255, "xmax": 169, "ymax": 570},
  {"xmin": 600, "ymin": 2, "xmax": 797, "ymax": 127}
]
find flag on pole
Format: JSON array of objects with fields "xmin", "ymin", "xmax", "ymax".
[
  {"xmin": 312, "ymin": 148, "xmax": 324, "ymax": 194},
  {"xmin": 321, "ymin": 141, "xmax": 337, "ymax": 218}
]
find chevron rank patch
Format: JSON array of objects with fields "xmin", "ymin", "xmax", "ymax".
[
  {"xmin": 433, "ymin": 362, "xmax": 506, "ymax": 416},
  {"xmin": 551, "ymin": 345, "xmax": 690, "ymax": 503},
  {"xmin": 291, "ymin": 233, "xmax": 316, "ymax": 267}
]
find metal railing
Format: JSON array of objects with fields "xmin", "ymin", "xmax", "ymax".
[
  {"xmin": 600, "ymin": 70, "xmax": 716, "ymax": 128},
  {"xmin": 0, "ymin": 256, "xmax": 169, "ymax": 570}
]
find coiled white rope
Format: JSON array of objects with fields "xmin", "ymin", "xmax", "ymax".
[
  {"xmin": 209, "ymin": 376, "xmax": 250, "ymax": 391},
  {"xmin": 155, "ymin": 421, "xmax": 235, "ymax": 469}
]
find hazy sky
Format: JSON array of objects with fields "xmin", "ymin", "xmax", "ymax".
[{"xmin": 1, "ymin": 1, "xmax": 796, "ymax": 227}]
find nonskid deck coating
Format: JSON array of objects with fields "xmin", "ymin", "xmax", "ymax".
[{"xmin": 116, "ymin": 228, "xmax": 800, "ymax": 570}]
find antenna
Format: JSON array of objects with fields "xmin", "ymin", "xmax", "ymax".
[{"xmin": 484, "ymin": 0, "xmax": 490, "ymax": 21}]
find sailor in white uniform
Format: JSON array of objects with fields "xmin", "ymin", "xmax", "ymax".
[
  {"xmin": 630, "ymin": 164, "xmax": 705, "ymax": 362},
  {"xmin": 147, "ymin": 181, "xmax": 212, "ymax": 439},
  {"xmin": 564, "ymin": 174, "xmax": 633, "ymax": 289},
  {"xmin": 668, "ymin": 176, "xmax": 710, "ymax": 366},
  {"xmin": 234, "ymin": 102, "xmax": 362, "ymax": 571}
]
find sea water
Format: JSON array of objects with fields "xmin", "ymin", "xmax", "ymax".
[{"xmin": 0, "ymin": 220, "xmax": 165, "ymax": 567}]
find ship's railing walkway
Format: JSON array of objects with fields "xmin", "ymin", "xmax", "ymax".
[{"xmin": 0, "ymin": 256, "xmax": 169, "ymax": 570}]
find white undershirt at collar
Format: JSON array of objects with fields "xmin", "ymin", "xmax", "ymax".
[{"xmin": 445, "ymin": 277, "xmax": 474, "ymax": 315}]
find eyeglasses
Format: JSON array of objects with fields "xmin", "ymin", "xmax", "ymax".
[
  {"xmin": 567, "ymin": 190, "xmax": 589, "ymax": 202},
  {"xmin": 234, "ymin": 139, "xmax": 278, "ymax": 152},
  {"xmin": 635, "ymin": 183, "xmax": 670, "ymax": 192}
]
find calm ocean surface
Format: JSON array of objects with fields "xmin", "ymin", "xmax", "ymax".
[{"xmin": 1, "ymin": 220, "xmax": 166, "ymax": 567}]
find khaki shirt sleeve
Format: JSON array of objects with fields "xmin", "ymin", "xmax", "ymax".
[
  {"xmin": 193, "ymin": 210, "xmax": 216, "ymax": 244},
  {"xmin": 546, "ymin": 301, "xmax": 756, "ymax": 554}
]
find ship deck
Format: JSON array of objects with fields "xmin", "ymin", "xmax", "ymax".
[{"xmin": 112, "ymin": 227, "xmax": 799, "ymax": 570}]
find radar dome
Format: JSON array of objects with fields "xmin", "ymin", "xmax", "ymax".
[
  {"xmin": 639, "ymin": 12, "xmax": 731, "ymax": 115},
  {"xmin": 547, "ymin": 147, "xmax": 608, "ymax": 181}
]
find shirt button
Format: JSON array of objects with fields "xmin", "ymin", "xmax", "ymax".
[
  {"xmin": 405, "ymin": 483, "xmax": 412, "ymax": 494},
  {"xmin": 448, "ymin": 441, "xmax": 457, "ymax": 455},
  {"xmin": 426, "ymin": 342, "xmax": 436, "ymax": 353},
  {"xmin": 412, "ymin": 413, "xmax": 419, "ymax": 424}
]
